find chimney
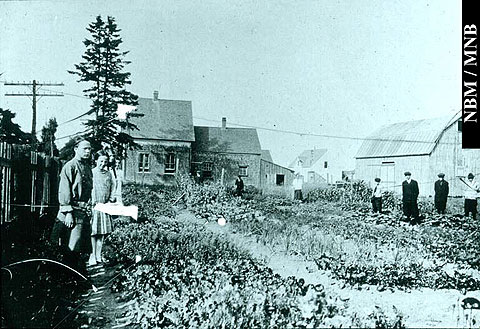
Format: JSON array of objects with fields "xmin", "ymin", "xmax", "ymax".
[
  {"xmin": 222, "ymin": 117, "xmax": 226, "ymax": 130},
  {"xmin": 153, "ymin": 90, "xmax": 159, "ymax": 101}
]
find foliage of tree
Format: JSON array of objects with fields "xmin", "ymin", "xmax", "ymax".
[
  {"xmin": 0, "ymin": 108, "xmax": 32, "ymax": 144},
  {"xmin": 38, "ymin": 118, "xmax": 58, "ymax": 156},
  {"xmin": 68, "ymin": 15, "xmax": 142, "ymax": 156},
  {"xmin": 58, "ymin": 137, "xmax": 77, "ymax": 161}
]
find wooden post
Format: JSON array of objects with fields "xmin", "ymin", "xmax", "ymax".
[{"xmin": 221, "ymin": 168, "xmax": 225, "ymax": 185}]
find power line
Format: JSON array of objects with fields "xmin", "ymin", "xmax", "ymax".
[
  {"xmin": 56, "ymin": 130, "xmax": 89, "ymax": 141},
  {"xmin": 34, "ymin": 87, "xmax": 462, "ymax": 146},
  {"xmin": 4, "ymin": 80, "xmax": 64, "ymax": 146},
  {"xmin": 193, "ymin": 114, "xmax": 461, "ymax": 145},
  {"xmin": 3, "ymin": 81, "xmax": 462, "ymax": 146}
]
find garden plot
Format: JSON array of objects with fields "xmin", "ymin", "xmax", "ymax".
[
  {"xmin": 109, "ymin": 181, "xmax": 479, "ymax": 328},
  {"xmin": 178, "ymin": 181, "xmax": 479, "ymax": 327},
  {"xmin": 185, "ymin": 210, "xmax": 478, "ymax": 328},
  {"xmin": 103, "ymin": 217, "xmax": 344, "ymax": 328}
]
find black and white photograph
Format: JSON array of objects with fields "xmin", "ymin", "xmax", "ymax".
[{"xmin": 1, "ymin": 0, "xmax": 479, "ymax": 328}]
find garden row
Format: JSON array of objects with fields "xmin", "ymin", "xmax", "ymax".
[
  {"xmin": 104, "ymin": 218, "xmax": 340, "ymax": 328},
  {"xmin": 121, "ymin": 180, "xmax": 479, "ymax": 292},
  {"xmin": 167, "ymin": 180, "xmax": 480, "ymax": 292},
  {"xmin": 115, "ymin": 182, "xmax": 408, "ymax": 328}
]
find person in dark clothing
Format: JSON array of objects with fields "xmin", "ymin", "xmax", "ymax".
[
  {"xmin": 434, "ymin": 173, "xmax": 449, "ymax": 214},
  {"xmin": 402, "ymin": 171, "xmax": 420, "ymax": 224},
  {"xmin": 235, "ymin": 176, "xmax": 244, "ymax": 197},
  {"xmin": 371, "ymin": 177, "xmax": 383, "ymax": 213}
]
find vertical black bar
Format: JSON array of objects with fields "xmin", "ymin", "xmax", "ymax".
[{"xmin": 462, "ymin": 0, "xmax": 480, "ymax": 148}]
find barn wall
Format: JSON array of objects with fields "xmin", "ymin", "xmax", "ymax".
[
  {"xmin": 431, "ymin": 122, "xmax": 480, "ymax": 196},
  {"xmin": 429, "ymin": 122, "xmax": 459, "ymax": 196},
  {"xmin": 355, "ymin": 155, "xmax": 430, "ymax": 196}
]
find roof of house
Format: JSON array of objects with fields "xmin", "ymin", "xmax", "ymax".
[
  {"xmin": 355, "ymin": 115, "xmax": 459, "ymax": 159},
  {"xmin": 128, "ymin": 98, "xmax": 195, "ymax": 142},
  {"xmin": 288, "ymin": 149, "xmax": 328, "ymax": 168},
  {"xmin": 261, "ymin": 150, "xmax": 273, "ymax": 162},
  {"xmin": 193, "ymin": 126, "xmax": 262, "ymax": 155}
]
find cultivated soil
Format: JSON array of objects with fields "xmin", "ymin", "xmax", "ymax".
[{"xmin": 175, "ymin": 210, "xmax": 480, "ymax": 328}]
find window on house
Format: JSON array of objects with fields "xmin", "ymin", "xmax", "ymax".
[
  {"xmin": 276, "ymin": 174, "xmax": 285, "ymax": 186},
  {"xmin": 324, "ymin": 161, "xmax": 328, "ymax": 169},
  {"xmin": 138, "ymin": 153, "xmax": 150, "ymax": 173},
  {"xmin": 239, "ymin": 165, "xmax": 248, "ymax": 177},
  {"xmin": 458, "ymin": 120, "xmax": 462, "ymax": 132},
  {"xmin": 165, "ymin": 153, "xmax": 176, "ymax": 173},
  {"xmin": 202, "ymin": 162, "xmax": 213, "ymax": 178}
]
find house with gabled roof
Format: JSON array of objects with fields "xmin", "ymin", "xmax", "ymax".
[
  {"xmin": 124, "ymin": 91, "xmax": 195, "ymax": 185},
  {"xmin": 289, "ymin": 148, "xmax": 342, "ymax": 185},
  {"xmin": 192, "ymin": 117, "xmax": 262, "ymax": 186},
  {"xmin": 192, "ymin": 118, "xmax": 294, "ymax": 190},
  {"xmin": 355, "ymin": 114, "xmax": 480, "ymax": 196},
  {"xmin": 124, "ymin": 95, "xmax": 294, "ymax": 190}
]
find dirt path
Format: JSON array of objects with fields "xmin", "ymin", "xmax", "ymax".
[
  {"xmin": 176, "ymin": 210, "xmax": 480, "ymax": 328},
  {"xmin": 69, "ymin": 263, "xmax": 129, "ymax": 329}
]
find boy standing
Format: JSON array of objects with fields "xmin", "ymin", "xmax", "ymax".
[{"xmin": 371, "ymin": 178, "xmax": 382, "ymax": 213}]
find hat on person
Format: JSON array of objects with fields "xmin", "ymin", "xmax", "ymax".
[
  {"xmin": 374, "ymin": 178, "xmax": 381, "ymax": 182},
  {"xmin": 438, "ymin": 173, "xmax": 445, "ymax": 178},
  {"xmin": 73, "ymin": 136, "xmax": 89, "ymax": 147},
  {"xmin": 468, "ymin": 173, "xmax": 475, "ymax": 179},
  {"xmin": 404, "ymin": 171, "xmax": 411, "ymax": 176}
]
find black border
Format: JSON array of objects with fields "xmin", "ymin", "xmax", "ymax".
[{"xmin": 462, "ymin": 0, "xmax": 480, "ymax": 148}]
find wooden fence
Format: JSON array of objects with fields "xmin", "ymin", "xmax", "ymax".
[{"xmin": 0, "ymin": 142, "xmax": 61, "ymax": 225}]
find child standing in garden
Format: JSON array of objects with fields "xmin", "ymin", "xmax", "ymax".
[
  {"xmin": 89, "ymin": 152, "xmax": 115, "ymax": 266},
  {"xmin": 111, "ymin": 158, "xmax": 124, "ymax": 204}
]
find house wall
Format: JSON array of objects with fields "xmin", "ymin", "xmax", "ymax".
[
  {"xmin": 309, "ymin": 156, "xmax": 344, "ymax": 185},
  {"xmin": 125, "ymin": 140, "xmax": 192, "ymax": 185},
  {"xmin": 291, "ymin": 154, "xmax": 344, "ymax": 185},
  {"xmin": 193, "ymin": 152, "xmax": 261, "ymax": 188},
  {"xmin": 259, "ymin": 159, "xmax": 294, "ymax": 188}
]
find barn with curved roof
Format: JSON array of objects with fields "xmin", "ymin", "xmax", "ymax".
[{"xmin": 355, "ymin": 114, "xmax": 480, "ymax": 196}]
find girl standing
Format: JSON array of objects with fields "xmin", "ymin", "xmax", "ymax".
[{"xmin": 89, "ymin": 152, "xmax": 115, "ymax": 266}]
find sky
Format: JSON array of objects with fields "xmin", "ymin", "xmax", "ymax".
[{"xmin": 0, "ymin": 0, "xmax": 461, "ymax": 168}]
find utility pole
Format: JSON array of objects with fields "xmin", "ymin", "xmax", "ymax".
[{"xmin": 4, "ymin": 80, "xmax": 64, "ymax": 146}]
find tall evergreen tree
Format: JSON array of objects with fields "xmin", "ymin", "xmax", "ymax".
[
  {"xmin": 69, "ymin": 15, "xmax": 141, "ymax": 155},
  {"xmin": 39, "ymin": 118, "xmax": 58, "ymax": 155}
]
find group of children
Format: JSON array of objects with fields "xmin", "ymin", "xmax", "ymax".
[{"xmin": 371, "ymin": 172, "xmax": 480, "ymax": 222}]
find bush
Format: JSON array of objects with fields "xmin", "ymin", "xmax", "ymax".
[
  {"xmin": 122, "ymin": 183, "xmax": 180, "ymax": 220},
  {"xmin": 305, "ymin": 181, "xmax": 373, "ymax": 211}
]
